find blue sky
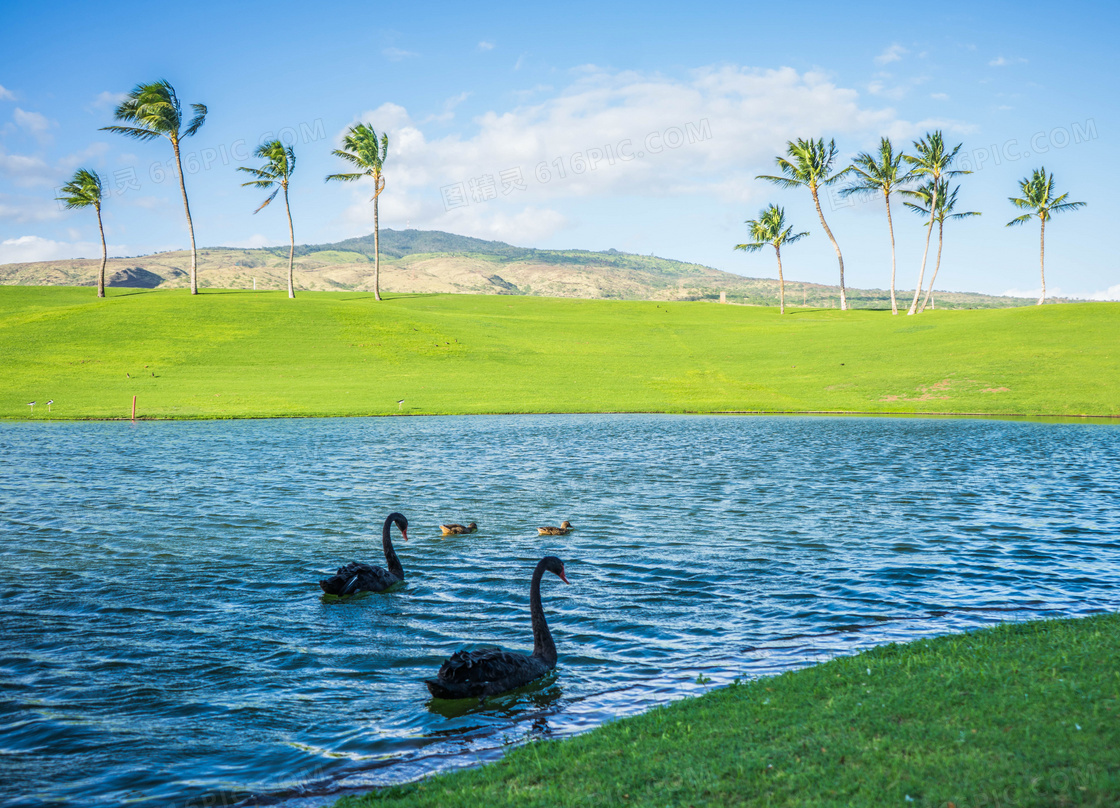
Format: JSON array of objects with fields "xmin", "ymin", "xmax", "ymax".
[{"xmin": 1, "ymin": 0, "xmax": 1116, "ymax": 299}]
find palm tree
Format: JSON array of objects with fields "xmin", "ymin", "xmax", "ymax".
[
  {"xmin": 840, "ymin": 138, "xmax": 911, "ymax": 314},
  {"xmin": 901, "ymin": 131, "xmax": 969, "ymax": 315},
  {"xmin": 1007, "ymin": 168, "xmax": 1086, "ymax": 305},
  {"xmin": 734, "ymin": 205, "xmax": 808, "ymax": 314},
  {"xmin": 56, "ymin": 169, "xmax": 108, "ymax": 298},
  {"xmin": 101, "ymin": 80, "xmax": 207, "ymax": 295},
  {"xmin": 758, "ymin": 138, "xmax": 852, "ymax": 309},
  {"xmin": 239, "ymin": 141, "xmax": 297, "ymax": 298},
  {"xmin": 903, "ymin": 180, "xmax": 980, "ymax": 313},
  {"xmin": 326, "ymin": 123, "xmax": 389, "ymax": 301}
]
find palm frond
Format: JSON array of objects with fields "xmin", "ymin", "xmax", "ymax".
[
  {"xmin": 253, "ymin": 188, "xmax": 280, "ymax": 214},
  {"xmin": 99, "ymin": 124, "xmax": 162, "ymax": 142},
  {"xmin": 734, "ymin": 242, "xmax": 766, "ymax": 252},
  {"xmin": 325, "ymin": 172, "xmax": 364, "ymax": 183},
  {"xmin": 183, "ymin": 103, "xmax": 207, "ymax": 137},
  {"xmin": 1006, "ymin": 213, "xmax": 1034, "ymax": 227},
  {"xmin": 56, "ymin": 168, "xmax": 104, "ymax": 209}
]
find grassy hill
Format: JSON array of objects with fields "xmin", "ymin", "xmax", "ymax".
[
  {"xmin": 0, "ymin": 229, "xmax": 1042, "ymax": 309},
  {"xmin": 2, "ymin": 286, "xmax": 1116, "ymax": 421}
]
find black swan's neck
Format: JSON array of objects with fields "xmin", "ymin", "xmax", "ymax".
[
  {"xmin": 530, "ymin": 561, "xmax": 556, "ymax": 666},
  {"xmin": 382, "ymin": 517, "xmax": 403, "ymax": 580}
]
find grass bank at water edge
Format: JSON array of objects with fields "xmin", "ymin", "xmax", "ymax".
[
  {"xmin": 337, "ymin": 614, "xmax": 1120, "ymax": 808},
  {"xmin": 2, "ymin": 286, "xmax": 1118, "ymax": 419}
]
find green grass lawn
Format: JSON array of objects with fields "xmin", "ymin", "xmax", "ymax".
[
  {"xmin": 337, "ymin": 614, "xmax": 1120, "ymax": 808},
  {"xmin": 2, "ymin": 286, "xmax": 1117, "ymax": 420}
]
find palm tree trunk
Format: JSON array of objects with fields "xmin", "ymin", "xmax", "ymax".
[
  {"xmin": 811, "ymin": 186, "xmax": 847, "ymax": 310},
  {"xmin": 885, "ymin": 191, "xmax": 898, "ymax": 315},
  {"xmin": 908, "ymin": 192, "xmax": 938, "ymax": 315},
  {"xmin": 918, "ymin": 220, "xmax": 944, "ymax": 313},
  {"xmin": 1038, "ymin": 217, "xmax": 1046, "ymax": 305},
  {"xmin": 775, "ymin": 244, "xmax": 785, "ymax": 315},
  {"xmin": 96, "ymin": 204, "xmax": 107, "ymax": 299},
  {"xmin": 283, "ymin": 184, "xmax": 295, "ymax": 299},
  {"xmin": 172, "ymin": 141, "xmax": 199, "ymax": 295},
  {"xmin": 373, "ymin": 177, "xmax": 382, "ymax": 302}
]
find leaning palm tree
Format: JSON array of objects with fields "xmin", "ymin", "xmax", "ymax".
[
  {"xmin": 56, "ymin": 169, "xmax": 108, "ymax": 298},
  {"xmin": 840, "ymin": 137, "xmax": 911, "ymax": 314},
  {"xmin": 758, "ymin": 138, "xmax": 852, "ymax": 309},
  {"xmin": 903, "ymin": 180, "xmax": 980, "ymax": 313},
  {"xmin": 1007, "ymin": 168, "xmax": 1086, "ymax": 305},
  {"xmin": 239, "ymin": 141, "xmax": 297, "ymax": 298},
  {"xmin": 734, "ymin": 205, "xmax": 808, "ymax": 314},
  {"xmin": 101, "ymin": 80, "xmax": 207, "ymax": 294},
  {"xmin": 326, "ymin": 123, "xmax": 389, "ymax": 301},
  {"xmin": 901, "ymin": 131, "xmax": 969, "ymax": 315}
]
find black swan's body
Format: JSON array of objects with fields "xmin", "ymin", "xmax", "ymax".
[
  {"xmin": 426, "ymin": 556, "xmax": 569, "ymax": 699},
  {"xmin": 319, "ymin": 512, "xmax": 408, "ymax": 595}
]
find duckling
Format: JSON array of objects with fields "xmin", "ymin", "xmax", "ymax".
[
  {"xmin": 440, "ymin": 521, "xmax": 478, "ymax": 536},
  {"xmin": 537, "ymin": 520, "xmax": 573, "ymax": 536}
]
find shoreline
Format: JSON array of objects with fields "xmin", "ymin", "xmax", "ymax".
[
  {"xmin": 332, "ymin": 613, "xmax": 1120, "ymax": 807},
  {"xmin": 4, "ymin": 409, "xmax": 1119, "ymax": 424}
]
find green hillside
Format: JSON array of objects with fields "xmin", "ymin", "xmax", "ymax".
[
  {"xmin": 0, "ymin": 229, "xmax": 1043, "ymax": 309},
  {"xmin": 2, "ymin": 286, "xmax": 1116, "ymax": 421}
]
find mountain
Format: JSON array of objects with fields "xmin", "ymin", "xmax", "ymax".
[{"xmin": 0, "ymin": 228, "xmax": 1044, "ymax": 308}]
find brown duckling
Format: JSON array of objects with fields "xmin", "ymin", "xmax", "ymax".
[
  {"xmin": 440, "ymin": 521, "xmax": 478, "ymax": 536},
  {"xmin": 537, "ymin": 520, "xmax": 573, "ymax": 536}
]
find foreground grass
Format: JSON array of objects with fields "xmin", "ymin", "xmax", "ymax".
[
  {"xmin": 1, "ymin": 286, "xmax": 1118, "ymax": 419},
  {"xmin": 338, "ymin": 614, "xmax": 1120, "ymax": 808}
]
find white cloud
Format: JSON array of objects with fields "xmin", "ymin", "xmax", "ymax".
[
  {"xmin": 227, "ymin": 233, "xmax": 284, "ymax": 249},
  {"xmin": 12, "ymin": 107, "xmax": 54, "ymax": 141},
  {"xmin": 989, "ymin": 56, "xmax": 1027, "ymax": 67},
  {"xmin": 0, "ymin": 234, "xmax": 124, "ymax": 263},
  {"xmin": 1002, "ymin": 286, "xmax": 1062, "ymax": 300},
  {"xmin": 0, "ymin": 193, "xmax": 64, "ymax": 223},
  {"xmin": 383, "ymin": 46, "xmax": 418, "ymax": 61},
  {"xmin": 930, "ymin": 92, "xmax": 949, "ymax": 100},
  {"xmin": 1087, "ymin": 284, "xmax": 1120, "ymax": 301},
  {"xmin": 330, "ymin": 65, "xmax": 939, "ymax": 242},
  {"xmin": 875, "ymin": 44, "xmax": 908, "ymax": 65},
  {"xmin": 0, "ymin": 84, "xmax": 15, "ymax": 101},
  {"xmin": 478, "ymin": 41, "xmax": 495, "ymax": 51},
  {"xmin": 424, "ymin": 92, "xmax": 471, "ymax": 124},
  {"xmin": 88, "ymin": 90, "xmax": 127, "ymax": 113}
]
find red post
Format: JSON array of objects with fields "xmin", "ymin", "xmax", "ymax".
[{"xmin": 131, "ymin": 395, "xmax": 137, "ymax": 422}]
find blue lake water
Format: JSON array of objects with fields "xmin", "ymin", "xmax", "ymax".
[{"xmin": 1, "ymin": 414, "xmax": 1118, "ymax": 807}]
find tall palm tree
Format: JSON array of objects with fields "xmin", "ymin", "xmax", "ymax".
[
  {"xmin": 903, "ymin": 180, "xmax": 980, "ymax": 313},
  {"xmin": 840, "ymin": 137, "xmax": 911, "ymax": 314},
  {"xmin": 239, "ymin": 141, "xmax": 297, "ymax": 298},
  {"xmin": 101, "ymin": 80, "xmax": 207, "ymax": 295},
  {"xmin": 56, "ymin": 169, "xmax": 108, "ymax": 298},
  {"xmin": 901, "ymin": 131, "xmax": 969, "ymax": 315},
  {"xmin": 326, "ymin": 123, "xmax": 389, "ymax": 301},
  {"xmin": 1007, "ymin": 167, "xmax": 1086, "ymax": 305},
  {"xmin": 758, "ymin": 138, "xmax": 852, "ymax": 309},
  {"xmin": 734, "ymin": 205, "xmax": 808, "ymax": 314}
]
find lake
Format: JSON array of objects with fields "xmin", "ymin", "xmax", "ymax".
[{"xmin": 1, "ymin": 414, "xmax": 1118, "ymax": 808}]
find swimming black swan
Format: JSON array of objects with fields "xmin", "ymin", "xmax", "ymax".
[
  {"xmin": 319, "ymin": 512, "xmax": 409, "ymax": 595},
  {"xmin": 426, "ymin": 556, "xmax": 570, "ymax": 699}
]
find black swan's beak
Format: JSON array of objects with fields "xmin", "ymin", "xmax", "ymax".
[
  {"xmin": 558, "ymin": 569, "xmax": 570, "ymax": 584},
  {"xmin": 400, "ymin": 527, "xmax": 409, "ymax": 542}
]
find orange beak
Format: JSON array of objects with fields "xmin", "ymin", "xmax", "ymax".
[
  {"xmin": 558, "ymin": 568, "xmax": 570, "ymax": 584},
  {"xmin": 400, "ymin": 527, "xmax": 409, "ymax": 542}
]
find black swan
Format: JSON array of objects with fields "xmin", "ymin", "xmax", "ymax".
[
  {"xmin": 319, "ymin": 512, "xmax": 409, "ymax": 595},
  {"xmin": 426, "ymin": 556, "xmax": 570, "ymax": 699}
]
